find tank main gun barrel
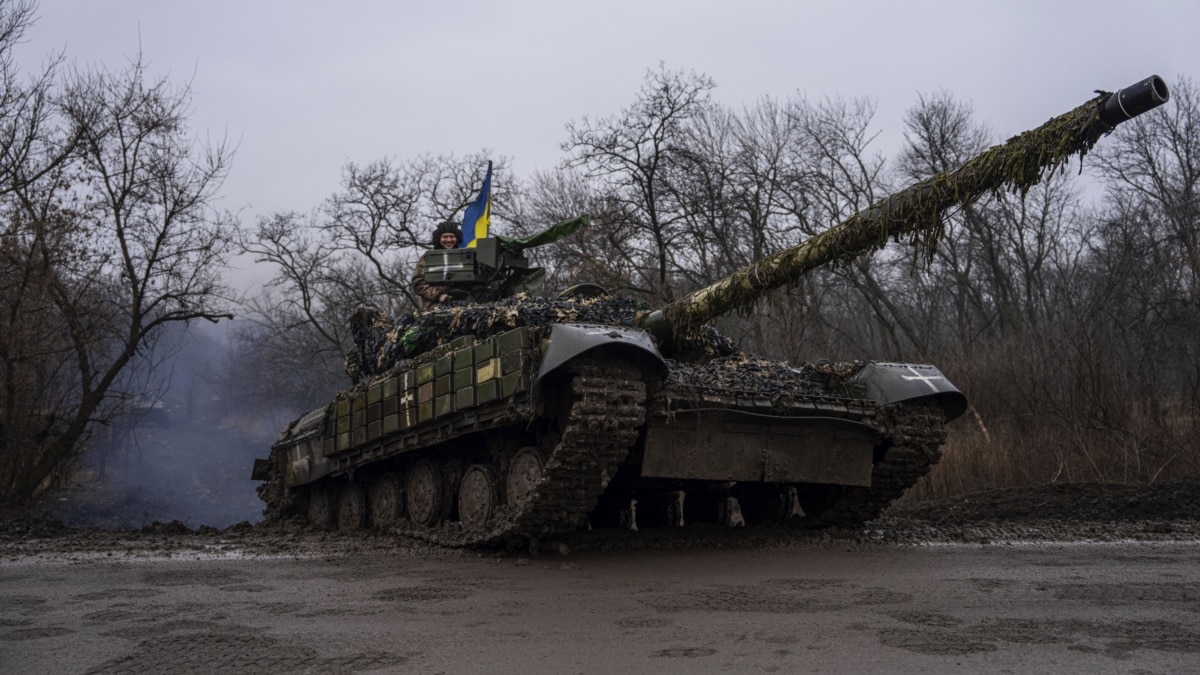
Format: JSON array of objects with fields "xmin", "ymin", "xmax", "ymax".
[{"xmin": 641, "ymin": 75, "xmax": 1170, "ymax": 346}]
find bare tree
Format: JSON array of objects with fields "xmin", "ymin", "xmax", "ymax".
[
  {"xmin": 1091, "ymin": 75, "xmax": 1200, "ymax": 406},
  {"xmin": 0, "ymin": 27, "xmax": 236, "ymax": 505},
  {"xmin": 0, "ymin": 0, "xmax": 78, "ymax": 199},
  {"xmin": 561, "ymin": 65, "xmax": 715, "ymax": 303},
  {"xmin": 521, "ymin": 168, "xmax": 644, "ymax": 295}
]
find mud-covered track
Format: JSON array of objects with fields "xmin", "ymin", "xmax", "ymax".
[
  {"xmin": 798, "ymin": 401, "xmax": 946, "ymax": 529},
  {"xmin": 398, "ymin": 359, "xmax": 647, "ymax": 548}
]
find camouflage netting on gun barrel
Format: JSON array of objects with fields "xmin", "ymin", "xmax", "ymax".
[{"xmin": 660, "ymin": 92, "xmax": 1121, "ymax": 340}]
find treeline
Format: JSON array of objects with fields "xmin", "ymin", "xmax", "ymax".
[{"xmin": 2, "ymin": 0, "xmax": 1196, "ymax": 506}]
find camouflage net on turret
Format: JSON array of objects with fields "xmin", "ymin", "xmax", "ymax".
[
  {"xmin": 344, "ymin": 293, "xmax": 866, "ymax": 407},
  {"xmin": 659, "ymin": 92, "xmax": 1121, "ymax": 340},
  {"xmin": 346, "ymin": 294, "xmax": 738, "ymax": 381}
]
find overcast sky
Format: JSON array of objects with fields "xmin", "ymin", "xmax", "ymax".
[{"xmin": 14, "ymin": 0, "xmax": 1199, "ymax": 282}]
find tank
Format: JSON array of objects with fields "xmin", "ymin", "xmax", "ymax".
[{"xmin": 251, "ymin": 75, "xmax": 1170, "ymax": 547}]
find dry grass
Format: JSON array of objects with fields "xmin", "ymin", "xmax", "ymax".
[{"xmin": 908, "ymin": 404, "xmax": 1200, "ymax": 501}]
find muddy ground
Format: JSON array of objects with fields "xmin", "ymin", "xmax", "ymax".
[
  {"xmin": 2, "ymin": 481, "xmax": 1199, "ymax": 673},
  {"xmin": 5, "ymin": 479, "xmax": 1199, "ymax": 558}
]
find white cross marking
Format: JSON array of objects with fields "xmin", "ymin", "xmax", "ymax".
[{"xmin": 901, "ymin": 366, "xmax": 945, "ymax": 392}]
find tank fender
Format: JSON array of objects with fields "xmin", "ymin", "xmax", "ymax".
[
  {"xmin": 846, "ymin": 362, "xmax": 968, "ymax": 422},
  {"xmin": 275, "ymin": 406, "xmax": 327, "ymax": 444},
  {"xmin": 536, "ymin": 323, "xmax": 667, "ymax": 382}
]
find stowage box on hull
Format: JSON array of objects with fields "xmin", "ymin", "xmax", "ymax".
[{"xmin": 271, "ymin": 327, "xmax": 537, "ymax": 491}]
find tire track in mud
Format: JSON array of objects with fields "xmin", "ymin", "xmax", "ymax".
[
  {"xmin": 632, "ymin": 571, "xmax": 1200, "ymax": 662},
  {"xmin": 1051, "ymin": 582, "xmax": 1200, "ymax": 606},
  {"xmin": 86, "ymin": 631, "xmax": 408, "ymax": 675},
  {"xmin": 74, "ymin": 588, "xmax": 162, "ymax": 601},
  {"xmin": 17, "ymin": 561, "xmax": 431, "ymax": 673},
  {"xmin": 0, "ymin": 593, "xmax": 59, "ymax": 642},
  {"xmin": 638, "ymin": 577, "xmax": 913, "ymax": 614},
  {"xmin": 142, "ymin": 568, "xmax": 251, "ymax": 587},
  {"xmin": 862, "ymin": 577, "xmax": 1200, "ymax": 659},
  {"xmin": 867, "ymin": 616, "xmax": 1200, "ymax": 658},
  {"xmin": 0, "ymin": 625, "xmax": 75, "ymax": 641}
]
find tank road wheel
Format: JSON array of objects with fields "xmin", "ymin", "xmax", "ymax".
[
  {"xmin": 337, "ymin": 483, "xmax": 368, "ymax": 531},
  {"xmin": 794, "ymin": 484, "xmax": 848, "ymax": 526},
  {"xmin": 734, "ymin": 484, "xmax": 794, "ymax": 526},
  {"xmin": 458, "ymin": 465, "xmax": 500, "ymax": 531},
  {"xmin": 505, "ymin": 447, "xmax": 544, "ymax": 514},
  {"xmin": 406, "ymin": 459, "xmax": 447, "ymax": 527},
  {"xmin": 307, "ymin": 484, "xmax": 337, "ymax": 531},
  {"xmin": 369, "ymin": 473, "xmax": 405, "ymax": 528}
]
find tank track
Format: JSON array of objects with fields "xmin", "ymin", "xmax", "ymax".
[
  {"xmin": 802, "ymin": 400, "xmax": 947, "ymax": 528},
  {"xmin": 399, "ymin": 358, "xmax": 647, "ymax": 548},
  {"xmin": 256, "ymin": 448, "xmax": 297, "ymax": 523}
]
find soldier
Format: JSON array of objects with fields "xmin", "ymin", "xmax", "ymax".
[{"xmin": 412, "ymin": 221, "xmax": 468, "ymax": 309}]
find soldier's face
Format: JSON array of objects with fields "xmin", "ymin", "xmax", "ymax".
[{"xmin": 439, "ymin": 233, "xmax": 458, "ymax": 249}]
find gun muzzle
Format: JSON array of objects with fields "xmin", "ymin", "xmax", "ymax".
[{"xmin": 1099, "ymin": 75, "xmax": 1170, "ymax": 126}]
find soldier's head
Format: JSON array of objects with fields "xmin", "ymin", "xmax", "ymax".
[{"xmin": 433, "ymin": 221, "xmax": 462, "ymax": 249}]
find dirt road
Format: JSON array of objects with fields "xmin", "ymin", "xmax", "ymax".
[{"xmin": 3, "ymin": 536, "xmax": 1198, "ymax": 673}]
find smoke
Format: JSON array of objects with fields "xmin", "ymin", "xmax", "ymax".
[{"xmin": 34, "ymin": 321, "xmax": 316, "ymax": 530}]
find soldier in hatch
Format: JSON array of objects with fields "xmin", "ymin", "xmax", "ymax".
[{"xmin": 412, "ymin": 221, "xmax": 468, "ymax": 309}]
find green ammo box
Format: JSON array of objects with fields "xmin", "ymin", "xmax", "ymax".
[
  {"xmin": 501, "ymin": 372, "xmax": 528, "ymax": 398},
  {"xmin": 477, "ymin": 379, "xmax": 500, "ymax": 404},
  {"xmin": 353, "ymin": 427, "xmax": 366, "ymax": 446},
  {"xmin": 454, "ymin": 367, "xmax": 473, "ymax": 390},
  {"xmin": 416, "ymin": 363, "xmax": 435, "ymax": 384},
  {"xmin": 336, "ymin": 399, "xmax": 351, "ymax": 417},
  {"xmin": 399, "ymin": 385, "xmax": 416, "ymax": 404},
  {"xmin": 367, "ymin": 382, "xmax": 382, "ymax": 405},
  {"xmin": 497, "ymin": 327, "xmax": 530, "ymax": 352},
  {"xmin": 476, "ymin": 358, "xmax": 497, "ymax": 382},
  {"xmin": 337, "ymin": 431, "xmax": 351, "ymax": 452},
  {"xmin": 455, "ymin": 386, "xmax": 474, "ymax": 409},
  {"xmin": 336, "ymin": 415, "xmax": 350, "ymax": 435},
  {"xmin": 454, "ymin": 347, "xmax": 475, "ymax": 370},
  {"xmin": 418, "ymin": 401, "xmax": 433, "ymax": 423},
  {"xmin": 352, "ymin": 409, "xmax": 365, "ymax": 430},
  {"xmin": 435, "ymin": 375, "xmax": 452, "ymax": 397},
  {"xmin": 473, "ymin": 339, "xmax": 496, "ymax": 363},
  {"xmin": 382, "ymin": 414, "xmax": 398, "ymax": 435},
  {"xmin": 500, "ymin": 351, "xmax": 525, "ymax": 376},
  {"xmin": 435, "ymin": 354, "xmax": 453, "ymax": 377},
  {"xmin": 366, "ymin": 420, "xmax": 380, "ymax": 442},
  {"xmin": 383, "ymin": 377, "xmax": 398, "ymax": 398},
  {"xmin": 435, "ymin": 394, "xmax": 453, "ymax": 417}
]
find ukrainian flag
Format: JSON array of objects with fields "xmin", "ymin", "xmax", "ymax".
[{"xmin": 460, "ymin": 161, "xmax": 492, "ymax": 249}]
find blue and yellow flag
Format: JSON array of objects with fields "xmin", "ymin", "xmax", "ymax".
[{"xmin": 460, "ymin": 161, "xmax": 492, "ymax": 249}]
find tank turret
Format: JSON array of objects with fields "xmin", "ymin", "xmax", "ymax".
[{"xmin": 252, "ymin": 76, "xmax": 1170, "ymax": 547}]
